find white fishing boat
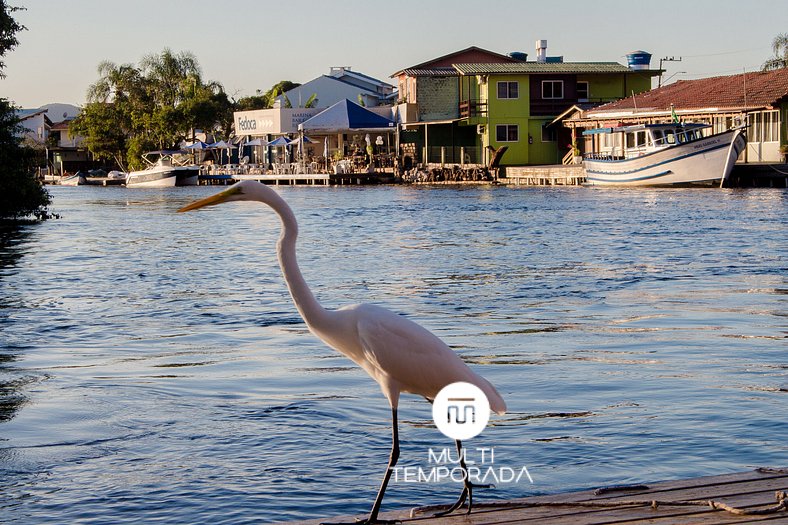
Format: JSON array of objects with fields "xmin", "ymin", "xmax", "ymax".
[
  {"xmin": 582, "ymin": 123, "xmax": 747, "ymax": 187},
  {"xmin": 59, "ymin": 172, "xmax": 87, "ymax": 186},
  {"xmin": 125, "ymin": 151, "xmax": 200, "ymax": 188}
]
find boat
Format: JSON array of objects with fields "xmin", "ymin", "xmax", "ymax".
[
  {"xmin": 582, "ymin": 123, "xmax": 747, "ymax": 187},
  {"xmin": 59, "ymin": 172, "xmax": 87, "ymax": 186},
  {"xmin": 125, "ymin": 151, "xmax": 200, "ymax": 188}
]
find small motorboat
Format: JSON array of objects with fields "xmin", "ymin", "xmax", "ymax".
[
  {"xmin": 60, "ymin": 172, "xmax": 87, "ymax": 186},
  {"xmin": 126, "ymin": 151, "xmax": 200, "ymax": 188}
]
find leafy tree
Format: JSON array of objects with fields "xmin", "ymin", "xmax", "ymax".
[
  {"xmin": 72, "ymin": 49, "xmax": 234, "ymax": 170},
  {"xmin": 0, "ymin": 0, "xmax": 23, "ymax": 78},
  {"xmin": 236, "ymin": 93, "xmax": 269, "ymax": 111},
  {"xmin": 0, "ymin": 2, "xmax": 50, "ymax": 220},
  {"xmin": 263, "ymin": 80, "xmax": 300, "ymax": 107},
  {"xmin": 236, "ymin": 81, "xmax": 313, "ymax": 111},
  {"xmin": 762, "ymin": 33, "xmax": 788, "ymax": 71},
  {"xmin": 69, "ymin": 102, "xmax": 129, "ymax": 170},
  {"xmin": 303, "ymin": 93, "xmax": 319, "ymax": 108}
]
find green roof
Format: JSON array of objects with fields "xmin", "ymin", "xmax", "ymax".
[{"xmin": 452, "ymin": 62, "xmax": 645, "ymax": 75}]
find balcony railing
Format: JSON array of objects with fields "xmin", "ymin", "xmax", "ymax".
[{"xmin": 459, "ymin": 100, "xmax": 487, "ymax": 119}]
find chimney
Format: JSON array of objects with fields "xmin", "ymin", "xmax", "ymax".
[{"xmin": 536, "ymin": 40, "xmax": 548, "ymax": 63}]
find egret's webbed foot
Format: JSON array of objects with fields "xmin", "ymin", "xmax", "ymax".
[
  {"xmin": 430, "ymin": 439, "xmax": 495, "ymax": 517},
  {"xmin": 430, "ymin": 480, "xmax": 494, "ymax": 517}
]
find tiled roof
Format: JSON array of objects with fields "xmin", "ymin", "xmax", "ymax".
[
  {"xmin": 453, "ymin": 62, "xmax": 636, "ymax": 75},
  {"xmin": 591, "ymin": 68, "xmax": 788, "ymax": 113},
  {"xmin": 392, "ymin": 46, "xmax": 518, "ymax": 77},
  {"xmin": 50, "ymin": 120, "xmax": 74, "ymax": 131},
  {"xmin": 399, "ymin": 67, "xmax": 458, "ymax": 77}
]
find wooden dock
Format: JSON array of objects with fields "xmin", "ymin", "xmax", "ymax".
[
  {"xmin": 200, "ymin": 172, "xmax": 394, "ymax": 186},
  {"xmin": 729, "ymin": 163, "xmax": 788, "ymax": 188},
  {"xmin": 501, "ymin": 165, "xmax": 586, "ymax": 186},
  {"xmin": 285, "ymin": 468, "xmax": 787, "ymax": 524}
]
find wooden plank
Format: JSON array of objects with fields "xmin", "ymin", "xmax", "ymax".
[
  {"xmin": 284, "ymin": 469, "xmax": 788, "ymax": 525},
  {"xmin": 442, "ymin": 490, "xmax": 786, "ymax": 524}
]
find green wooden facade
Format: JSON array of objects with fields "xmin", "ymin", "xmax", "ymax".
[{"xmin": 455, "ymin": 63, "xmax": 658, "ymax": 166}]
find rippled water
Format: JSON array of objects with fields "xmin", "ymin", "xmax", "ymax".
[{"xmin": 0, "ymin": 184, "xmax": 785, "ymax": 524}]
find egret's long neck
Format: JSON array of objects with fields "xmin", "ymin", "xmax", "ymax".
[{"xmin": 267, "ymin": 193, "xmax": 331, "ymax": 329}]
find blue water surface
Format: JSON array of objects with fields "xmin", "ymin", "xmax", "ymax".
[{"xmin": 0, "ymin": 184, "xmax": 785, "ymax": 524}]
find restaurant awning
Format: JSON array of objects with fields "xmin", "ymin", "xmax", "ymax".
[{"xmin": 299, "ymin": 99, "xmax": 395, "ymax": 133}]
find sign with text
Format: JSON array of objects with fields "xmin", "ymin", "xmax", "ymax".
[{"xmin": 234, "ymin": 108, "xmax": 321, "ymax": 136}]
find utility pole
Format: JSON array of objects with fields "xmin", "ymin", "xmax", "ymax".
[{"xmin": 659, "ymin": 56, "xmax": 683, "ymax": 88}]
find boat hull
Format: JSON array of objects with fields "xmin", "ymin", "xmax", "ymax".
[
  {"xmin": 175, "ymin": 167, "xmax": 200, "ymax": 186},
  {"xmin": 584, "ymin": 129, "xmax": 746, "ymax": 187},
  {"xmin": 60, "ymin": 174, "xmax": 87, "ymax": 186},
  {"xmin": 126, "ymin": 168, "xmax": 177, "ymax": 187}
]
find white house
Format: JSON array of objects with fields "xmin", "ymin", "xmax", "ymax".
[
  {"xmin": 274, "ymin": 67, "xmax": 396, "ymax": 109},
  {"xmin": 15, "ymin": 108, "xmax": 51, "ymax": 146}
]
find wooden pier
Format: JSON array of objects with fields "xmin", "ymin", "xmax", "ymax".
[
  {"xmin": 729, "ymin": 163, "xmax": 788, "ymax": 188},
  {"xmin": 501, "ymin": 165, "xmax": 586, "ymax": 186},
  {"xmin": 200, "ymin": 172, "xmax": 394, "ymax": 186},
  {"xmin": 285, "ymin": 468, "xmax": 787, "ymax": 524}
]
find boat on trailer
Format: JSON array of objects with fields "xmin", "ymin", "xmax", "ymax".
[
  {"xmin": 582, "ymin": 123, "xmax": 747, "ymax": 187},
  {"xmin": 125, "ymin": 151, "xmax": 200, "ymax": 188}
]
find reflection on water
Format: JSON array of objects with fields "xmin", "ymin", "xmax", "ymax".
[
  {"xmin": 0, "ymin": 226, "xmax": 39, "ymax": 424},
  {"xmin": 0, "ymin": 185, "xmax": 786, "ymax": 524}
]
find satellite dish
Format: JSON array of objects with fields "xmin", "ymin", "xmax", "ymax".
[{"xmin": 63, "ymin": 112, "xmax": 68, "ymax": 118}]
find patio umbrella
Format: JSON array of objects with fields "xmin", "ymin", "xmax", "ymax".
[
  {"xmin": 184, "ymin": 140, "xmax": 211, "ymax": 163},
  {"xmin": 210, "ymin": 140, "xmax": 236, "ymax": 165},
  {"xmin": 289, "ymin": 135, "xmax": 315, "ymax": 146},
  {"xmin": 184, "ymin": 140, "xmax": 211, "ymax": 150},
  {"xmin": 244, "ymin": 137, "xmax": 267, "ymax": 164},
  {"xmin": 268, "ymin": 136, "xmax": 292, "ymax": 164},
  {"xmin": 267, "ymin": 136, "xmax": 291, "ymax": 146}
]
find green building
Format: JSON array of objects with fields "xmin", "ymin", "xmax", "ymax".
[{"xmin": 393, "ymin": 44, "xmax": 659, "ymax": 168}]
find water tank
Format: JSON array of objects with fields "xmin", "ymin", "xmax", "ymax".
[
  {"xmin": 536, "ymin": 39, "xmax": 548, "ymax": 63},
  {"xmin": 626, "ymin": 50, "xmax": 652, "ymax": 70},
  {"xmin": 509, "ymin": 51, "xmax": 528, "ymax": 62}
]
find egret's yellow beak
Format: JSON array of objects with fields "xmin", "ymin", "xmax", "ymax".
[{"xmin": 178, "ymin": 186, "xmax": 244, "ymax": 213}]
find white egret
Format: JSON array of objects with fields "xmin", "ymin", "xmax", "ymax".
[{"xmin": 179, "ymin": 181, "xmax": 506, "ymax": 523}]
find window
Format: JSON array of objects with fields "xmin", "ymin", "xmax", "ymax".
[
  {"xmin": 542, "ymin": 80, "xmax": 564, "ymax": 99},
  {"xmin": 625, "ymin": 131, "xmax": 648, "ymax": 148},
  {"xmin": 764, "ymin": 110, "xmax": 779, "ymax": 142},
  {"xmin": 497, "ymin": 81, "xmax": 519, "ymax": 99},
  {"xmin": 496, "ymin": 124, "xmax": 519, "ymax": 142},
  {"xmin": 577, "ymin": 81, "xmax": 589, "ymax": 101},
  {"xmin": 541, "ymin": 125, "xmax": 556, "ymax": 142}
]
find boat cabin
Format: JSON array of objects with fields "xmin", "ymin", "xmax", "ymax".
[{"xmin": 583, "ymin": 123, "xmax": 711, "ymax": 160}]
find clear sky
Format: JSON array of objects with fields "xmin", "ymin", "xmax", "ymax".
[{"xmin": 2, "ymin": 0, "xmax": 785, "ymax": 109}]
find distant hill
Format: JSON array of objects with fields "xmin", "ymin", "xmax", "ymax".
[{"xmin": 39, "ymin": 103, "xmax": 81, "ymax": 121}]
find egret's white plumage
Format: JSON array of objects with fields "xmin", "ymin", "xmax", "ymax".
[{"xmin": 179, "ymin": 180, "xmax": 506, "ymax": 522}]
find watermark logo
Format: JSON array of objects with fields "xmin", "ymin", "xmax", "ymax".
[{"xmin": 432, "ymin": 382, "xmax": 490, "ymax": 440}]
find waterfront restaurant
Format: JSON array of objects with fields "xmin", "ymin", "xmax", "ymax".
[{"xmin": 233, "ymin": 101, "xmax": 396, "ymax": 174}]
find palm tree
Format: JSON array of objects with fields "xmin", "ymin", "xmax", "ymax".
[{"xmin": 762, "ymin": 33, "xmax": 788, "ymax": 71}]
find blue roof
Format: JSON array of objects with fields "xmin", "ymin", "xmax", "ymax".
[{"xmin": 299, "ymin": 99, "xmax": 395, "ymax": 132}]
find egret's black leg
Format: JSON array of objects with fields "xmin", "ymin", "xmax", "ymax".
[
  {"xmin": 367, "ymin": 407, "xmax": 400, "ymax": 523},
  {"xmin": 431, "ymin": 439, "xmax": 493, "ymax": 517},
  {"xmin": 321, "ymin": 407, "xmax": 401, "ymax": 525}
]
